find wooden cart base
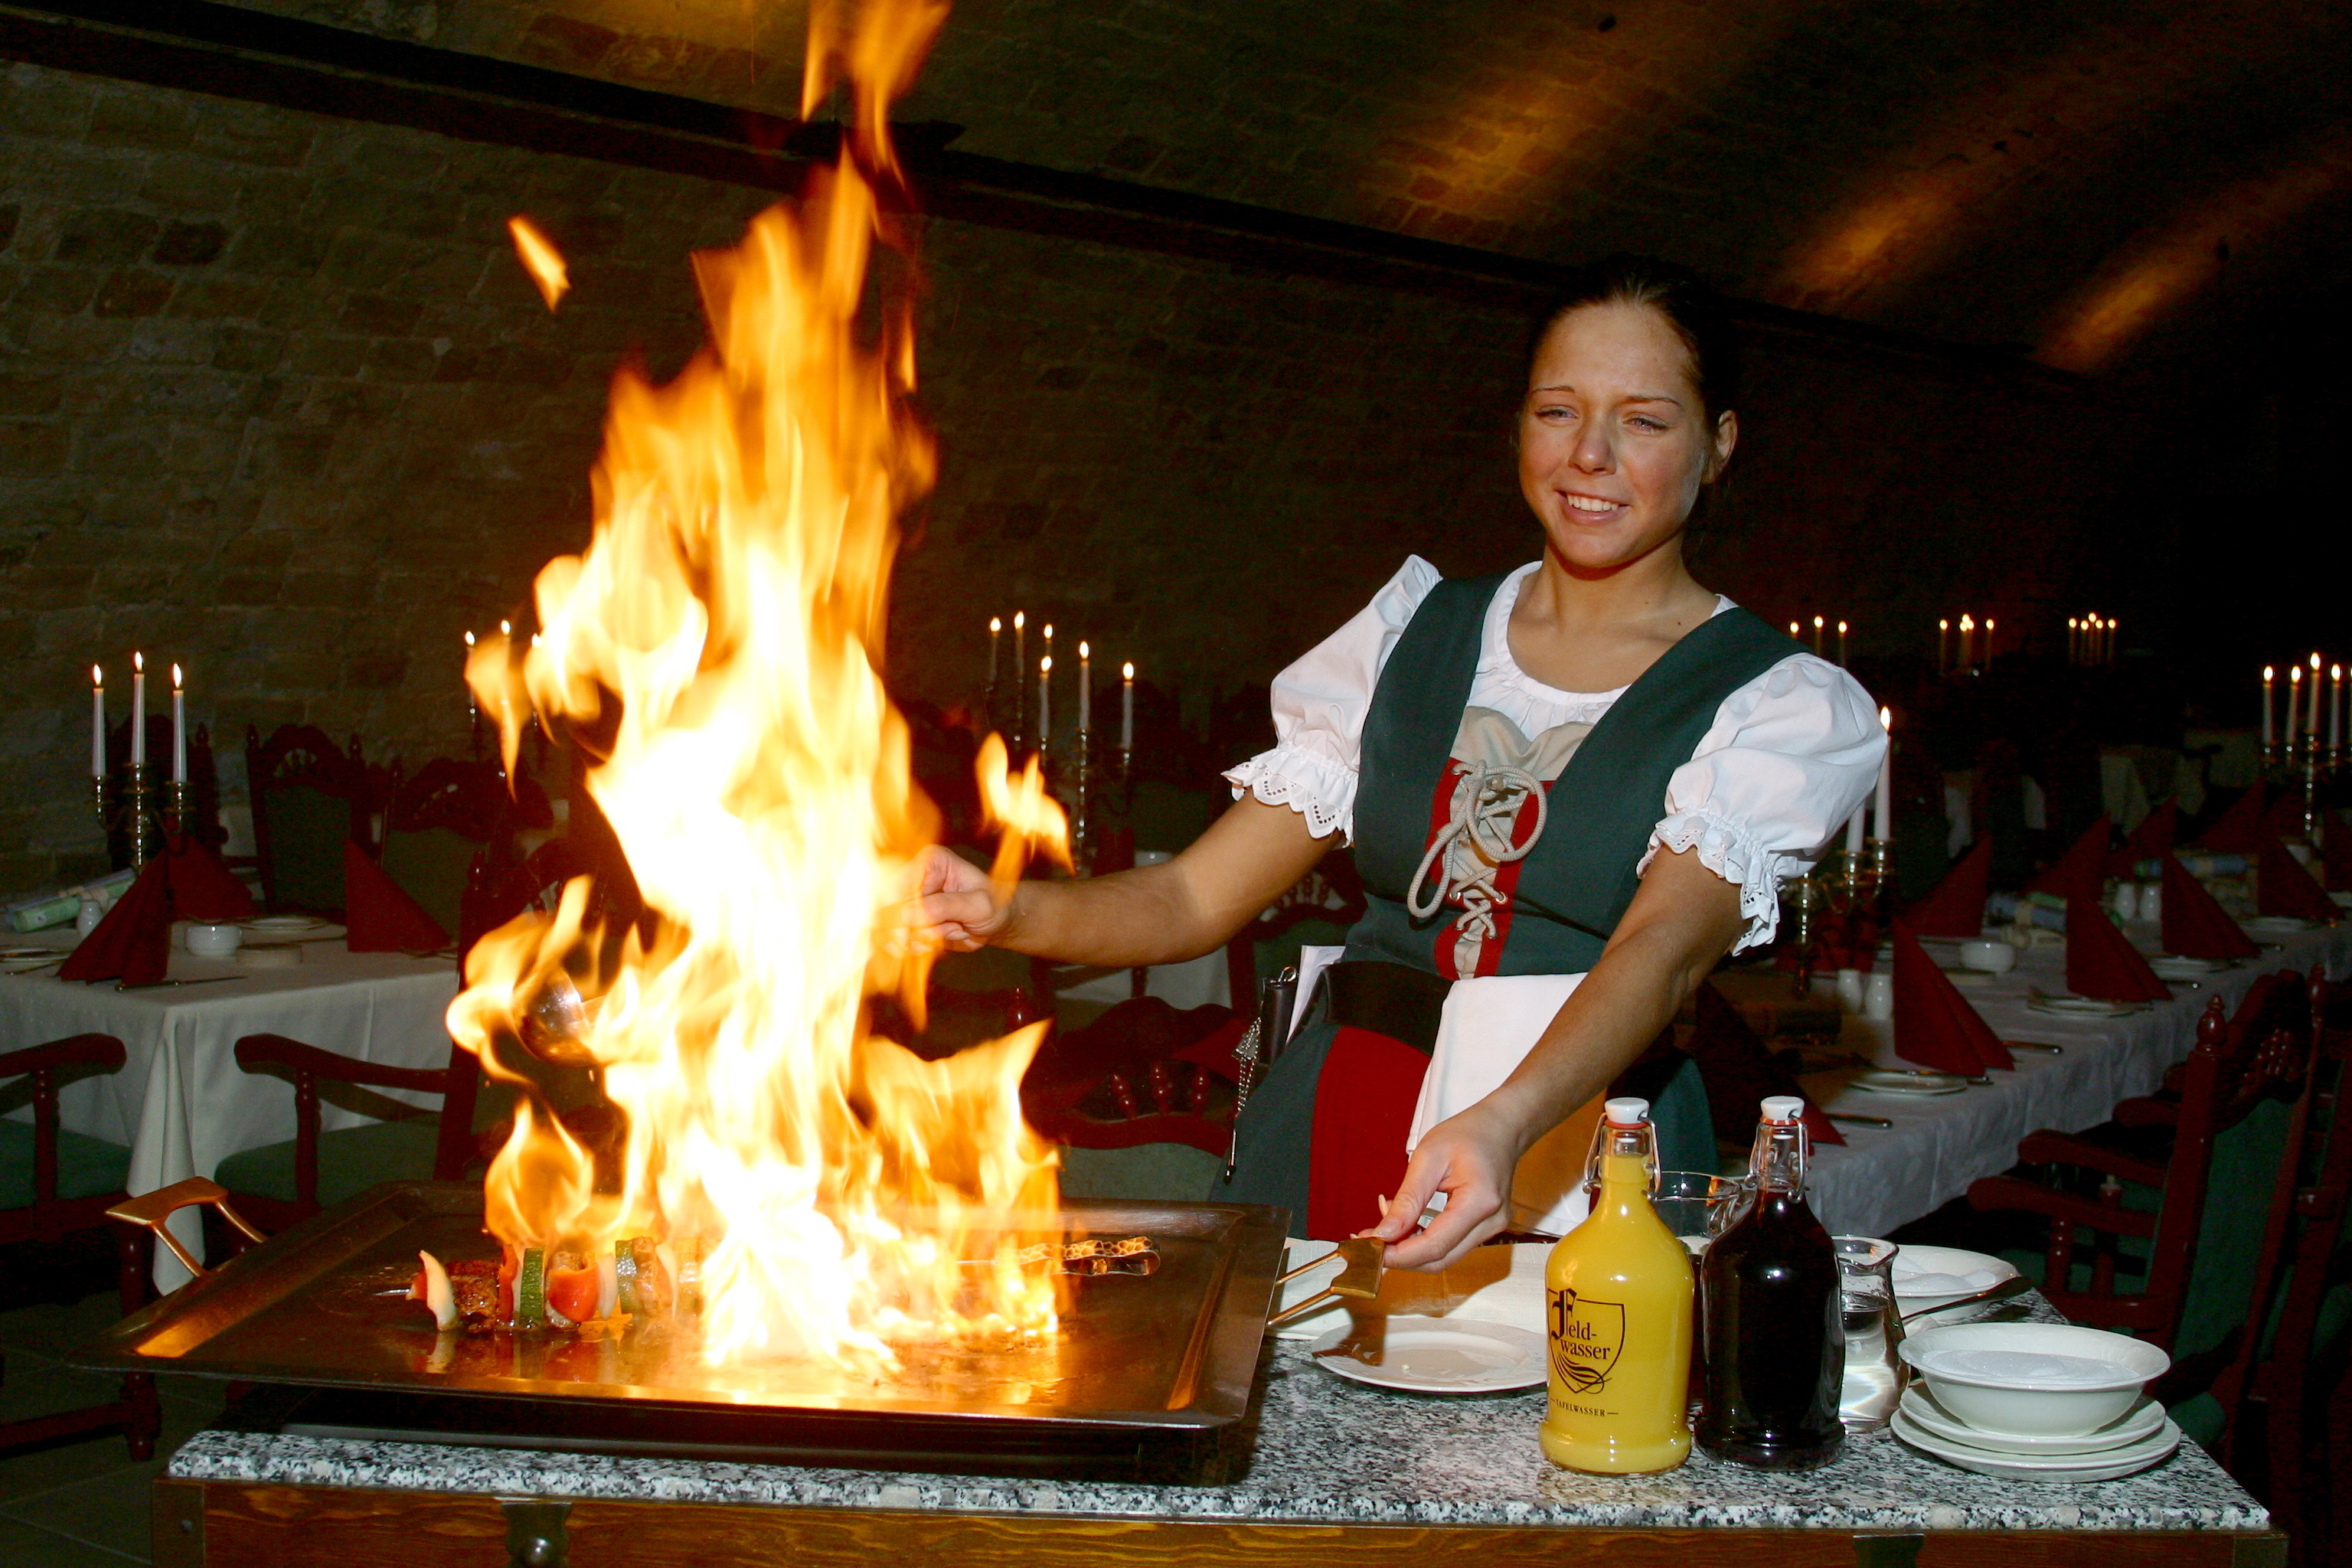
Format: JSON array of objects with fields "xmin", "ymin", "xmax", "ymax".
[{"xmin": 152, "ymin": 1478, "xmax": 2289, "ymax": 1568}]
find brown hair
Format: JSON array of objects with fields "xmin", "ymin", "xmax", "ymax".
[{"xmin": 1525, "ymin": 254, "xmax": 1743, "ymax": 420}]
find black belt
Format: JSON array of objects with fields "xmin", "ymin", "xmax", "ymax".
[{"xmin": 1320, "ymin": 959, "xmax": 1452, "ymax": 1057}]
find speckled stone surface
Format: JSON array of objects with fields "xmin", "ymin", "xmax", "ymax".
[{"xmin": 169, "ymin": 1338, "xmax": 2268, "ymax": 1533}]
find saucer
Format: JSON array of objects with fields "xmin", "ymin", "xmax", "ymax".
[
  {"xmin": 1848, "ymin": 1070, "xmax": 1968, "ymax": 1096},
  {"xmin": 1890, "ymin": 1406, "xmax": 2179, "ymax": 1481},
  {"xmin": 1898, "ymin": 1385, "xmax": 2166, "ymax": 1455},
  {"xmin": 2027, "ymin": 996, "xmax": 2140, "ymax": 1018},
  {"xmin": 2148, "ymin": 956, "xmax": 2232, "ymax": 980}
]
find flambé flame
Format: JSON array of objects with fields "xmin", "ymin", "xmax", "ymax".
[
  {"xmin": 507, "ymin": 216, "xmax": 570, "ymax": 310},
  {"xmin": 450, "ymin": 0, "xmax": 1069, "ymax": 1370}
]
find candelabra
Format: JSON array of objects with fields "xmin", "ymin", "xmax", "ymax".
[
  {"xmin": 1072, "ymin": 743, "xmax": 1094, "ymax": 874},
  {"xmin": 1781, "ymin": 873, "xmax": 1824, "ymax": 996},
  {"xmin": 125, "ymin": 765, "xmax": 152, "ymax": 873}
]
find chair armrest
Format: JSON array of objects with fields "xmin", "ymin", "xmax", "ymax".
[
  {"xmin": 1966, "ymin": 1174, "xmax": 2158, "ymax": 1236},
  {"xmin": 2014, "ymin": 1129, "xmax": 2167, "ymax": 1188},
  {"xmin": 234, "ymin": 1033, "xmax": 451, "ymax": 1095},
  {"xmin": 0, "ymin": 1033, "xmax": 125, "ymax": 1080}
]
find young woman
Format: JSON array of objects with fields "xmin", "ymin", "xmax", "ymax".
[{"xmin": 910, "ymin": 257, "xmax": 1883, "ymax": 1272}]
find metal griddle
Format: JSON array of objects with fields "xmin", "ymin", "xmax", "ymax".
[{"xmin": 74, "ymin": 1182, "xmax": 1286, "ymax": 1476}]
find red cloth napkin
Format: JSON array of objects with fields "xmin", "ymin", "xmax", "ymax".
[
  {"xmin": 2064, "ymin": 892, "xmax": 2171, "ymax": 1002},
  {"xmin": 2265, "ymin": 791, "xmax": 2308, "ymax": 841},
  {"xmin": 1688, "ymin": 984, "xmax": 1842, "ymax": 1145},
  {"xmin": 2106, "ymin": 802, "xmax": 2177, "ymax": 877},
  {"xmin": 163, "ymin": 832, "xmax": 255, "ymax": 922},
  {"xmin": 343, "ymin": 840, "xmax": 452, "ymax": 952},
  {"xmin": 1891, "ymin": 922, "xmax": 2013, "ymax": 1074},
  {"xmin": 2194, "ymin": 783, "xmax": 2268, "ymax": 853},
  {"xmin": 2325, "ymin": 829, "xmax": 2352, "ymax": 893},
  {"xmin": 2027, "ymin": 817, "xmax": 2112, "ymax": 902},
  {"xmin": 57, "ymin": 861, "xmax": 173, "ymax": 986},
  {"xmin": 2257, "ymin": 831, "xmax": 2338, "ymax": 923},
  {"xmin": 1906, "ymin": 839, "xmax": 1992, "ymax": 939},
  {"xmin": 2159, "ymin": 853, "xmax": 2259, "ymax": 960}
]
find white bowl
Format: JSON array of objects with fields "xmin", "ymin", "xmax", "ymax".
[
  {"xmin": 1898, "ymin": 1321, "xmax": 2167, "ymax": 1436},
  {"xmin": 1890, "ymin": 1244, "xmax": 2019, "ymax": 1323},
  {"xmin": 1957, "ymin": 939, "xmax": 2016, "ymax": 973},
  {"xmin": 185, "ymin": 922, "xmax": 243, "ymax": 959}
]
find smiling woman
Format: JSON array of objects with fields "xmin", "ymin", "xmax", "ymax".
[{"xmin": 910, "ymin": 255, "xmax": 1884, "ymax": 1272}]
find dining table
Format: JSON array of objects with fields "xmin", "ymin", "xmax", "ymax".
[
  {"xmin": 1798, "ymin": 917, "xmax": 2351, "ymax": 1240},
  {"xmin": 0, "ymin": 924, "xmax": 460, "ymax": 1288}
]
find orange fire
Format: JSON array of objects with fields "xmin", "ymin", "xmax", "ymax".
[{"xmin": 450, "ymin": 0, "xmax": 1069, "ymax": 1370}]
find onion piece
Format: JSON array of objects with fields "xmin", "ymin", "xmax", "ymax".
[{"xmin": 416, "ymin": 1250, "xmax": 458, "ymax": 1331}]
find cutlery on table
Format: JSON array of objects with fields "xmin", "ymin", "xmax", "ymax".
[
  {"xmin": 1826, "ymin": 1111, "xmax": 1893, "ymax": 1129},
  {"xmin": 2001, "ymin": 1040, "xmax": 2064, "ymax": 1056},
  {"xmin": 115, "ymin": 975, "xmax": 244, "ymax": 991},
  {"xmin": 1900, "ymin": 1275, "xmax": 2034, "ymax": 1321}
]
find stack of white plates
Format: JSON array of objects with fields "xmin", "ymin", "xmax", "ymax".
[
  {"xmin": 1847, "ymin": 1069, "xmax": 1969, "ymax": 1098},
  {"xmin": 2025, "ymin": 994, "xmax": 2141, "ymax": 1018},
  {"xmin": 1894, "ymin": 1321, "xmax": 2177, "ymax": 1482},
  {"xmin": 2148, "ymin": 954, "xmax": 2233, "ymax": 981},
  {"xmin": 1892, "ymin": 1387, "xmax": 2180, "ymax": 1481}
]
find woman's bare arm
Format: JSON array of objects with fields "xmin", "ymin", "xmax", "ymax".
[
  {"xmin": 907, "ymin": 796, "xmax": 1333, "ymax": 968},
  {"xmin": 1370, "ymin": 845, "xmax": 1749, "ymax": 1270}
]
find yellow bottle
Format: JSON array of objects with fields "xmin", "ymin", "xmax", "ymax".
[{"xmin": 1538, "ymin": 1096, "xmax": 1693, "ymax": 1473}]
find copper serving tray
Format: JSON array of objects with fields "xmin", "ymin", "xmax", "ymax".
[{"xmin": 74, "ymin": 1182, "xmax": 1286, "ymax": 1473}]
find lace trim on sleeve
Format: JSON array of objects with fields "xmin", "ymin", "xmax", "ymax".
[
  {"xmin": 1225, "ymin": 748, "xmax": 1352, "ymax": 841},
  {"xmin": 1638, "ymin": 809, "xmax": 1795, "ymax": 952}
]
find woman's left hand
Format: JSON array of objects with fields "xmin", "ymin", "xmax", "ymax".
[{"xmin": 1360, "ymin": 1101, "xmax": 1527, "ymax": 1272}]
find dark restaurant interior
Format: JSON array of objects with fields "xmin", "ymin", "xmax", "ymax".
[{"xmin": 0, "ymin": 0, "xmax": 2347, "ymax": 1563}]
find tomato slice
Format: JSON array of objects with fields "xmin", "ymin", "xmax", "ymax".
[{"xmin": 546, "ymin": 1266, "xmax": 600, "ymax": 1326}]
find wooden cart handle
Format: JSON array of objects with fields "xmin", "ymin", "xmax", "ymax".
[{"xmin": 108, "ymin": 1177, "xmax": 267, "ymax": 1285}]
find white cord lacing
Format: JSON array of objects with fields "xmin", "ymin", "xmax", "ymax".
[{"xmin": 1405, "ymin": 762, "xmax": 1549, "ymax": 943}]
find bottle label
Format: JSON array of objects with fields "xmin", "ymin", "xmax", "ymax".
[{"xmin": 1547, "ymin": 1287, "xmax": 1625, "ymax": 1396}]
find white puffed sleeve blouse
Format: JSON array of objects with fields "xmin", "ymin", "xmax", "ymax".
[{"xmin": 1223, "ymin": 557, "xmax": 1886, "ymax": 951}]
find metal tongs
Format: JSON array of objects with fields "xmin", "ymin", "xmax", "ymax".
[{"xmin": 1266, "ymin": 1235, "xmax": 1384, "ymax": 1328}]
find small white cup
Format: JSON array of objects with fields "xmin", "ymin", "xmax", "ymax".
[
  {"xmin": 1863, "ymin": 970, "xmax": 1894, "ymax": 1021},
  {"xmin": 75, "ymin": 897, "xmax": 103, "ymax": 938},
  {"xmin": 1835, "ymin": 967, "xmax": 1865, "ymax": 1009},
  {"xmin": 185, "ymin": 923, "xmax": 244, "ymax": 959},
  {"xmin": 2110, "ymin": 881, "xmax": 2140, "ymax": 922},
  {"xmin": 2137, "ymin": 881, "xmax": 2162, "ymax": 926},
  {"xmin": 1957, "ymin": 938, "xmax": 2015, "ymax": 974}
]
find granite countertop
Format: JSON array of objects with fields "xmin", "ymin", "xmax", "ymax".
[{"xmin": 169, "ymin": 1339, "xmax": 2268, "ymax": 1534}]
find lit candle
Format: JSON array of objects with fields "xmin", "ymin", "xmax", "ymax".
[
  {"xmin": 2107, "ymin": 617, "xmax": 2118, "ymax": 666},
  {"xmin": 2292, "ymin": 665, "xmax": 2304, "ymax": 740},
  {"xmin": 1844, "ymin": 804, "xmax": 1864, "ymax": 860},
  {"xmin": 1984, "ymin": 617, "xmax": 1996, "ymax": 665},
  {"xmin": 1811, "ymin": 615, "xmax": 1824, "ymax": 654},
  {"xmin": 1078, "ymin": 641, "xmax": 1091, "ymax": 738},
  {"xmin": 1836, "ymin": 620, "xmax": 1848, "ymax": 666},
  {"xmin": 1874, "ymin": 706, "xmax": 1893, "ymax": 841},
  {"xmin": 1121, "ymin": 662, "xmax": 1135, "ymax": 753},
  {"xmin": 986, "ymin": 616, "xmax": 1001, "ymax": 718},
  {"xmin": 1037, "ymin": 655, "xmax": 1052, "ymax": 756},
  {"xmin": 2068, "ymin": 617, "xmax": 2078, "ymax": 664},
  {"xmin": 2262, "ymin": 665, "xmax": 2275, "ymax": 749},
  {"xmin": 1958, "ymin": 614, "xmax": 1975, "ymax": 673},
  {"xmin": 2332, "ymin": 663, "xmax": 2344, "ymax": 753},
  {"xmin": 1012, "ymin": 612, "xmax": 1027, "ymax": 744},
  {"xmin": 130, "ymin": 652, "xmax": 145, "ymax": 768},
  {"xmin": 90, "ymin": 665, "xmax": 105, "ymax": 780},
  {"xmin": 1788, "ymin": 620, "xmax": 1800, "ymax": 639},
  {"xmin": 2309, "ymin": 652, "xmax": 2324, "ymax": 737},
  {"xmin": 1041, "ymin": 622, "xmax": 1054, "ymax": 686},
  {"xmin": 1938, "ymin": 618, "xmax": 1949, "ymax": 674},
  {"xmin": 171, "ymin": 665, "xmax": 186, "ymax": 786}
]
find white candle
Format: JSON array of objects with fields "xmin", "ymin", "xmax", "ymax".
[
  {"xmin": 171, "ymin": 665, "xmax": 186, "ymax": 785},
  {"xmin": 987, "ymin": 615, "xmax": 1001, "ymax": 696},
  {"xmin": 1938, "ymin": 618, "xmax": 1949, "ymax": 674},
  {"xmin": 1121, "ymin": 662, "xmax": 1135, "ymax": 752},
  {"xmin": 1811, "ymin": 615, "xmax": 1824, "ymax": 655},
  {"xmin": 1012, "ymin": 612, "xmax": 1026, "ymax": 739},
  {"xmin": 1078, "ymin": 641, "xmax": 1091, "ymax": 737},
  {"xmin": 1788, "ymin": 620, "xmax": 1799, "ymax": 639},
  {"xmin": 2262, "ymin": 665, "xmax": 2275, "ymax": 748},
  {"xmin": 1984, "ymin": 617, "xmax": 1996, "ymax": 665},
  {"xmin": 2292, "ymin": 665, "xmax": 2304, "ymax": 739},
  {"xmin": 90, "ymin": 665, "xmax": 105, "ymax": 780},
  {"xmin": 2310, "ymin": 653, "xmax": 2324, "ymax": 737},
  {"xmin": 130, "ymin": 652, "xmax": 145, "ymax": 768},
  {"xmin": 2067, "ymin": 618, "xmax": 2077, "ymax": 664},
  {"xmin": 1836, "ymin": 620, "xmax": 1847, "ymax": 666},
  {"xmin": 1041, "ymin": 622, "xmax": 1054, "ymax": 686},
  {"xmin": 1874, "ymin": 706, "xmax": 1893, "ymax": 841},
  {"xmin": 1037, "ymin": 655, "xmax": 1052, "ymax": 755},
  {"xmin": 1844, "ymin": 805, "xmax": 1864, "ymax": 859},
  {"xmin": 2333, "ymin": 664, "xmax": 2344, "ymax": 753}
]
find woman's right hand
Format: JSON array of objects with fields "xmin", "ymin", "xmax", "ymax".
[{"xmin": 903, "ymin": 845, "xmax": 1014, "ymax": 952}]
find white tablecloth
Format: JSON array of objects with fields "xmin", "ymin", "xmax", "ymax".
[
  {"xmin": 1804, "ymin": 921, "xmax": 2352, "ymax": 1239},
  {"xmin": 0, "ymin": 937, "xmax": 459, "ymax": 1288}
]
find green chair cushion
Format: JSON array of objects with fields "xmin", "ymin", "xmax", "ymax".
[
  {"xmin": 378, "ymin": 825, "xmax": 478, "ymax": 938},
  {"xmin": 214, "ymin": 1116, "xmax": 441, "ymax": 1207},
  {"xmin": 263, "ymin": 783, "xmax": 350, "ymax": 911},
  {"xmin": 0, "ymin": 1120, "xmax": 130, "ymax": 1210},
  {"xmin": 1057, "ymin": 1142, "xmax": 1226, "ymax": 1204}
]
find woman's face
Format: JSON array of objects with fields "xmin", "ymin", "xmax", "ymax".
[{"xmin": 1517, "ymin": 301, "xmax": 1736, "ymax": 577}]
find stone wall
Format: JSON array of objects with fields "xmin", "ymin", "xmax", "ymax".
[{"xmin": 0, "ymin": 57, "xmax": 2128, "ymax": 887}]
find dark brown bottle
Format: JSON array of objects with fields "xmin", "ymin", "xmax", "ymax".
[{"xmin": 1696, "ymin": 1096, "xmax": 1844, "ymax": 1468}]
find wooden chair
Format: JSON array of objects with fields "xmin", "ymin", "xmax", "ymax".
[
  {"xmin": 2210, "ymin": 968, "xmax": 2352, "ymax": 1563},
  {"xmin": 1223, "ymin": 856, "xmax": 1365, "ymax": 1012},
  {"xmin": 0, "ymin": 1034, "xmax": 159, "ymax": 1459},
  {"xmin": 1023, "ymin": 997, "xmax": 1249, "ymax": 1204},
  {"xmin": 246, "ymin": 724, "xmax": 373, "ymax": 915},
  {"xmin": 1967, "ymin": 977, "xmax": 2314, "ymax": 1377},
  {"xmin": 379, "ymin": 756, "xmax": 554, "ymax": 938}
]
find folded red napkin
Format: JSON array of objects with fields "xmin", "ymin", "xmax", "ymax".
[
  {"xmin": 2265, "ymin": 790, "xmax": 2308, "ymax": 841},
  {"xmin": 1688, "ymin": 983, "xmax": 1843, "ymax": 1145},
  {"xmin": 1891, "ymin": 921, "xmax": 2013, "ymax": 1074},
  {"xmin": 2326, "ymin": 829, "xmax": 2352, "ymax": 894},
  {"xmin": 2257, "ymin": 831, "xmax": 2338, "ymax": 923},
  {"xmin": 2159, "ymin": 853, "xmax": 2259, "ymax": 960},
  {"xmin": 163, "ymin": 831, "xmax": 256, "ymax": 922},
  {"xmin": 57, "ymin": 860, "xmax": 173, "ymax": 986},
  {"xmin": 343, "ymin": 840, "xmax": 452, "ymax": 953},
  {"xmin": 2027, "ymin": 817, "xmax": 2112, "ymax": 903},
  {"xmin": 2194, "ymin": 783, "xmax": 2268, "ymax": 853},
  {"xmin": 2105, "ymin": 801, "xmax": 2177, "ymax": 877},
  {"xmin": 2064, "ymin": 892, "xmax": 2171, "ymax": 1002},
  {"xmin": 1906, "ymin": 839, "xmax": 1992, "ymax": 939}
]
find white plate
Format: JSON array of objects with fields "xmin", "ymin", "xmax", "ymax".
[
  {"xmin": 1847, "ymin": 1070, "xmax": 1969, "ymax": 1097},
  {"xmin": 2244, "ymin": 916, "xmax": 2316, "ymax": 934},
  {"xmin": 1891, "ymin": 1407, "xmax": 2179, "ymax": 1481},
  {"xmin": 1309, "ymin": 1317, "xmax": 1548, "ymax": 1395},
  {"xmin": 1891, "ymin": 1245, "xmax": 2020, "ymax": 1324},
  {"xmin": 2027, "ymin": 997, "xmax": 2140, "ymax": 1018},
  {"xmin": 1899, "ymin": 1386, "xmax": 2165, "ymax": 1455},
  {"xmin": 2148, "ymin": 956, "xmax": 2231, "ymax": 979},
  {"xmin": 243, "ymin": 915, "xmax": 328, "ymax": 933}
]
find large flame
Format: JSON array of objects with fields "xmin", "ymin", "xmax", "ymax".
[{"xmin": 450, "ymin": 0, "xmax": 1070, "ymax": 1370}]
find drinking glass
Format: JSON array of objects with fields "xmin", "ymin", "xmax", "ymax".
[
  {"xmin": 1651, "ymin": 1171, "xmax": 1751, "ymax": 1252},
  {"xmin": 1832, "ymin": 1236, "xmax": 1905, "ymax": 1430}
]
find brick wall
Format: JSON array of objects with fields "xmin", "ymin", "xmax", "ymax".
[{"xmin": 0, "ymin": 57, "xmax": 2131, "ymax": 887}]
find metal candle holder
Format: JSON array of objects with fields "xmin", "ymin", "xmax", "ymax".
[
  {"xmin": 1073, "ymin": 741, "xmax": 1093, "ymax": 874},
  {"xmin": 126, "ymin": 766, "xmax": 152, "ymax": 873}
]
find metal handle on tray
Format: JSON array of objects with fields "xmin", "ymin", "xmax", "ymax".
[{"xmin": 107, "ymin": 1177, "xmax": 266, "ymax": 1285}]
